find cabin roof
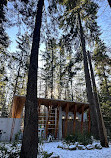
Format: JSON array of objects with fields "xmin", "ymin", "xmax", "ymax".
[{"xmin": 14, "ymin": 95, "xmax": 89, "ymax": 114}]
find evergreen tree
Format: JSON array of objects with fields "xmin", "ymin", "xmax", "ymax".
[
  {"xmin": 93, "ymin": 39, "xmax": 111, "ymax": 139},
  {"xmin": 0, "ymin": 0, "xmax": 9, "ymax": 53},
  {"xmin": 87, "ymin": 50, "xmax": 108, "ymax": 147},
  {"xmin": 0, "ymin": 0, "xmax": 10, "ymax": 117},
  {"xmin": 93, "ymin": 39, "xmax": 111, "ymax": 103},
  {"xmin": 42, "ymin": 38, "xmax": 57, "ymax": 98},
  {"xmin": 20, "ymin": 0, "xmax": 44, "ymax": 157},
  {"xmin": 57, "ymin": 0, "xmax": 109, "ymax": 146}
]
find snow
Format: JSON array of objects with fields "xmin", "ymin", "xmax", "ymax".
[
  {"xmin": 43, "ymin": 142, "xmax": 111, "ymax": 158},
  {"xmin": 0, "ymin": 141, "xmax": 111, "ymax": 158}
]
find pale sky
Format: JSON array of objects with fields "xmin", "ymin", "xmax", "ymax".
[{"xmin": 96, "ymin": 0, "xmax": 111, "ymax": 48}]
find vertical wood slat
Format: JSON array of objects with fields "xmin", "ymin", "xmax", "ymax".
[
  {"xmin": 73, "ymin": 104, "xmax": 77, "ymax": 134},
  {"xmin": 81, "ymin": 105, "xmax": 84, "ymax": 134},
  {"xmin": 88, "ymin": 109, "xmax": 91, "ymax": 133},
  {"xmin": 64, "ymin": 103, "xmax": 69, "ymax": 137},
  {"xmin": 55, "ymin": 103, "xmax": 60, "ymax": 138},
  {"xmin": 45, "ymin": 102, "xmax": 51, "ymax": 138}
]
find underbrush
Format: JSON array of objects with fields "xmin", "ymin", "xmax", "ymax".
[{"xmin": 64, "ymin": 132, "xmax": 92, "ymax": 146}]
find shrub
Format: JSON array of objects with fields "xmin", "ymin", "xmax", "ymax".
[
  {"xmin": 64, "ymin": 132, "xmax": 92, "ymax": 146},
  {"xmin": 42, "ymin": 151, "xmax": 53, "ymax": 158},
  {"xmin": 0, "ymin": 144, "xmax": 20, "ymax": 158},
  {"xmin": 77, "ymin": 132, "xmax": 92, "ymax": 145},
  {"xmin": 12, "ymin": 131, "xmax": 21, "ymax": 146}
]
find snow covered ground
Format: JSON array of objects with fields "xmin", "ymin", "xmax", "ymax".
[
  {"xmin": 43, "ymin": 142, "xmax": 111, "ymax": 158},
  {"xmin": 0, "ymin": 141, "xmax": 111, "ymax": 158}
]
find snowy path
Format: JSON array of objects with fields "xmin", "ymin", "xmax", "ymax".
[{"xmin": 43, "ymin": 142, "xmax": 111, "ymax": 158}]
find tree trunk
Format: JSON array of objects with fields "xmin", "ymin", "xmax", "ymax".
[
  {"xmin": 102, "ymin": 66, "xmax": 110, "ymax": 97},
  {"xmin": 71, "ymin": 79, "xmax": 73, "ymax": 101},
  {"xmin": 108, "ymin": 0, "xmax": 111, "ymax": 7},
  {"xmin": 45, "ymin": 79, "xmax": 48, "ymax": 98},
  {"xmin": 87, "ymin": 51, "xmax": 109, "ymax": 147},
  {"xmin": 58, "ymin": 48, "xmax": 62, "ymax": 99},
  {"xmin": 9, "ymin": 65, "xmax": 21, "ymax": 117},
  {"xmin": 77, "ymin": 11, "xmax": 99, "ymax": 139},
  {"xmin": 51, "ymin": 40, "xmax": 54, "ymax": 99},
  {"xmin": 20, "ymin": 0, "xmax": 44, "ymax": 158}
]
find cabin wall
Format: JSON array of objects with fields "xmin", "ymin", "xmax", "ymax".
[
  {"xmin": 11, "ymin": 96, "xmax": 90, "ymax": 139},
  {"xmin": 0, "ymin": 118, "xmax": 22, "ymax": 141}
]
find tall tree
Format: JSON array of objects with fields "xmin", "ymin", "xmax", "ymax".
[
  {"xmin": 57, "ymin": 38, "xmax": 66, "ymax": 99},
  {"xmin": 58, "ymin": 0, "xmax": 100, "ymax": 138},
  {"xmin": 0, "ymin": 0, "xmax": 9, "ymax": 53},
  {"xmin": 0, "ymin": 0, "xmax": 10, "ymax": 117},
  {"xmin": 93, "ymin": 39, "xmax": 111, "ymax": 103},
  {"xmin": 77, "ymin": 10, "xmax": 99, "ymax": 139},
  {"xmin": 87, "ymin": 51, "xmax": 108, "ymax": 147},
  {"xmin": 20, "ymin": 0, "xmax": 44, "ymax": 157},
  {"xmin": 41, "ymin": 37, "xmax": 58, "ymax": 99}
]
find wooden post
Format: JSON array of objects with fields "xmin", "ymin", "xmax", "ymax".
[
  {"xmin": 88, "ymin": 109, "xmax": 91, "ymax": 134},
  {"xmin": 81, "ymin": 105, "xmax": 84, "ymax": 134},
  {"xmin": 73, "ymin": 104, "xmax": 77, "ymax": 134},
  {"xmin": 64, "ymin": 103, "xmax": 69, "ymax": 137},
  {"xmin": 55, "ymin": 103, "xmax": 60, "ymax": 138},
  {"xmin": 45, "ymin": 102, "xmax": 51, "ymax": 138}
]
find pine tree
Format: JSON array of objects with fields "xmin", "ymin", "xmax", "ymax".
[
  {"xmin": 41, "ymin": 38, "xmax": 57, "ymax": 98},
  {"xmin": 93, "ymin": 39, "xmax": 111, "ymax": 140},
  {"xmin": 0, "ymin": 0, "xmax": 9, "ymax": 53},
  {"xmin": 93, "ymin": 39, "xmax": 111, "ymax": 103},
  {"xmin": 57, "ymin": 0, "xmax": 100, "ymax": 138},
  {"xmin": 0, "ymin": 0, "xmax": 10, "ymax": 117},
  {"xmin": 20, "ymin": 0, "xmax": 44, "ymax": 157},
  {"xmin": 87, "ymin": 50, "xmax": 108, "ymax": 147}
]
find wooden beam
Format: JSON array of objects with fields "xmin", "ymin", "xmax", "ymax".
[
  {"xmin": 45, "ymin": 102, "xmax": 51, "ymax": 138},
  {"xmin": 64, "ymin": 103, "xmax": 69, "ymax": 137},
  {"xmin": 81, "ymin": 105, "xmax": 84, "ymax": 134},
  {"xmin": 73, "ymin": 104, "xmax": 77, "ymax": 134},
  {"xmin": 69, "ymin": 104, "xmax": 75, "ymax": 112},
  {"xmin": 55, "ymin": 103, "xmax": 60, "ymax": 138},
  {"xmin": 88, "ymin": 109, "xmax": 91, "ymax": 134}
]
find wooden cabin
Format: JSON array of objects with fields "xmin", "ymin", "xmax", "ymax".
[{"xmin": 11, "ymin": 95, "xmax": 90, "ymax": 139}]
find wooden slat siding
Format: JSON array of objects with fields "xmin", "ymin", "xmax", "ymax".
[
  {"xmin": 73, "ymin": 104, "xmax": 77, "ymax": 134},
  {"xmin": 88, "ymin": 109, "xmax": 91, "ymax": 133},
  {"xmin": 55, "ymin": 103, "xmax": 60, "ymax": 138},
  {"xmin": 81, "ymin": 105, "xmax": 84, "ymax": 134},
  {"xmin": 64, "ymin": 103, "xmax": 69, "ymax": 137},
  {"xmin": 45, "ymin": 102, "xmax": 51, "ymax": 138}
]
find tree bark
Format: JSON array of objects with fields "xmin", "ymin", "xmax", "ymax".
[
  {"xmin": 102, "ymin": 66, "xmax": 110, "ymax": 97},
  {"xmin": 108, "ymin": 0, "xmax": 111, "ymax": 7},
  {"xmin": 20, "ymin": 0, "xmax": 44, "ymax": 158},
  {"xmin": 58, "ymin": 48, "xmax": 62, "ymax": 99},
  {"xmin": 77, "ymin": 11, "xmax": 99, "ymax": 139},
  {"xmin": 51, "ymin": 40, "xmax": 54, "ymax": 99},
  {"xmin": 87, "ymin": 51, "xmax": 109, "ymax": 147},
  {"xmin": 9, "ymin": 64, "xmax": 21, "ymax": 117}
]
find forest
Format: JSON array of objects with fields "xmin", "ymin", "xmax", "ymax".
[{"xmin": 0, "ymin": 0, "xmax": 111, "ymax": 157}]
